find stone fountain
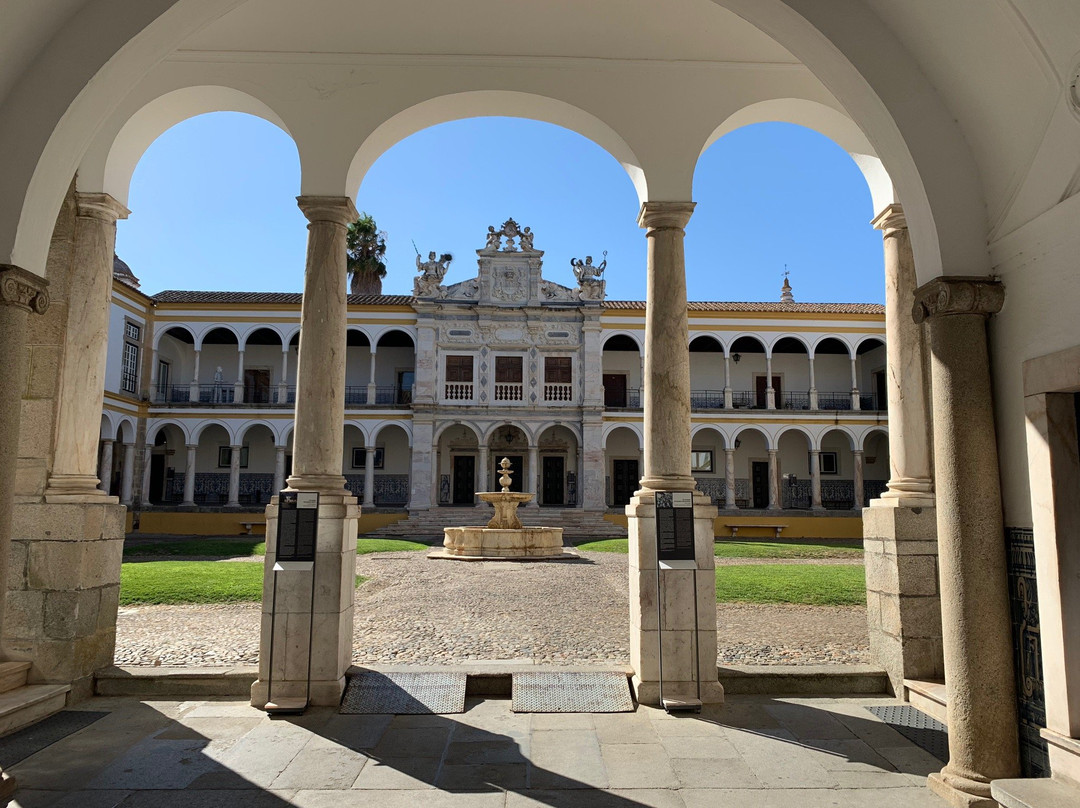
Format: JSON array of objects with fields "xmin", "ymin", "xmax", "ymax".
[{"xmin": 433, "ymin": 457, "xmax": 577, "ymax": 560}]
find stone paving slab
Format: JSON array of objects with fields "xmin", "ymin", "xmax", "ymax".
[{"xmin": 8, "ymin": 695, "xmax": 947, "ymax": 807}]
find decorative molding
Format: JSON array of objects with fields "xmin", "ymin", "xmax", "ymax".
[
  {"xmin": 638, "ymin": 201, "xmax": 695, "ymax": 231},
  {"xmin": 296, "ymin": 196, "xmax": 358, "ymax": 226},
  {"xmin": 75, "ymin": 192, "xmax": 129, "ymax": 223},
  {"xmin": 912, "ymin": 277, "xmax": 1004, "ymax": 323},
  {"xmin": 0, "ymin": 264, "xmax": 50, "ymax": 315},
  {"xmin": 870, "ymin": 203, "xmax": 906, "ymax": 233}
]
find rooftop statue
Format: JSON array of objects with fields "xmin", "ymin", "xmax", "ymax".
[
  {"xmin": 483, "ymin": 218, "xmax": 537, "ymax": 252},
  {"xmin": 571, "ymin": 251, "xmax": 608, "ymax": 301},
  {"xmin": 414, "ymin": 250, "xmax": 452, "ymax": 297}
]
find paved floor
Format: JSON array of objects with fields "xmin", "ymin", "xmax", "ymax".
[{"xmin": 8, "ymin": 694, "xmax": 946, "ymax": 807}]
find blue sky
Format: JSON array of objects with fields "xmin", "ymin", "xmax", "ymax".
[{"xmin": 118, "ymin": 113, "xmax": 884, "ymax": 303}]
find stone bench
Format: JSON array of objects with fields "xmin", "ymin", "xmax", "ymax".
[
  {"xmin": 725, "ymin": 523, "xmax": 787, "ymax": 539},
  {"xmin": 239, "ymin": 519, "xmax": 265, "ymax": 536}
]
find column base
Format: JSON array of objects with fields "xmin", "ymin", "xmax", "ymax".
[
  {"xmin": 638, "ymin": 475, "xmax": 698, "ymax": 492},
  {"xmin": 928, "ymin": 769, "xmax": 997, "ymax": 808},
  {"xmin": 223, "ymin": 502, "xmax": 242, "ymax": 511},
  {"xmin": 250, "ymin": 675, "xmax": 345, "ymax": 710},
  {"xmin": 43, "ymin": 475, "xmax": 118, "ymax": 504},
  {"xmin": 284, "ymin": 474, "xmax": 349, "ymax": 496},
  {"xmin": 633, "ymin": 677, "xmax": 725, "ymax": 708}
]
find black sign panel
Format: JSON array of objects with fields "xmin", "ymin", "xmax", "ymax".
[
  {"xmin": 655, "ymin": 491, "xmax": 695, "ymax": 562},
  {"xmin": 276, "ymin": 491, "xmax": 319, "ymax": 562}
]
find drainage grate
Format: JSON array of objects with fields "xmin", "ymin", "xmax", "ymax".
[
  {"xmin": 511, "ymin": 671, "xmax": 635, "ymax": 713},
  {"xmin": 340, "ymin": 670, "xmax": 467, "ymax": 715},
  {"xmin": 0, "ymin": 710, "xmax": 108, "ymax": 767},
  {"xmin": 867, "ymin": 704, "xmax": 949, "ymax": 763}
]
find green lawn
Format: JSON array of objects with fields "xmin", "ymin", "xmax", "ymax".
[
  {"xmin": 356, "ymin": 538, "xmax": 429, "ymax": 554},
  {"xmin": 124, "ymin": 537, "xmax": 428, "ymax": 560},
  {"xmin": 715, "ymin": 564, "xmax": 866, "ymax": 606},
  {"xmin": 576, "ymin": 538, "xmax": 862, "ymax": 559}
]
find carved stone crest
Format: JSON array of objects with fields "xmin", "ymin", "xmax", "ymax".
[
  {"xmin": 482, "ymin": 219, "xmax": 539, "ymax": 253},
  {"xmin": 491, "ymin": 266, "xmax": 527, "ymax": 303}
]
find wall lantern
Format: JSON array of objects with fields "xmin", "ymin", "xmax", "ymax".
[{"xmin": 731, "ymin": 353, "xmax": 741, "ymax": 364}]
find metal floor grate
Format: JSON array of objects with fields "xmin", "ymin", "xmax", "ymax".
[
  {"xmin": 0, "ymin": 710, "xmax": 108, "ymax": 767},
  {"xmin": 867, "ymin": 704, "xmax": 949, "ymax": 763},
  {"xmin": 511, "ymin": 671, "xmax": 635, "ymax": 713},
  {"xmin": 340, "ymin": 670, "xmax": 467, "ymax": 715}
]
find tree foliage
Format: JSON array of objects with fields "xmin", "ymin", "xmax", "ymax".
[{"xmin": 346, "ymin": 213, "xmax": 388, "ymax": 295}]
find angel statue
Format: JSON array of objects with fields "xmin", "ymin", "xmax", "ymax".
[
  {"xmin": 519, "ymin": 226, "xmax": 535, "ymax": 251},
  {"xmin": 485, "ymin": 226, "xmax": 502, "ymax": 250}
]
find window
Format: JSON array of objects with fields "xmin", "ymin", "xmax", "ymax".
[
  {"xmin": 544, "ymin": 356, "xmax": 572, "ymax": 384},
  {"xmin": 157, "ymin": 360, "xmax": 170, "ymax": 393},
  {"xmin": 691, "ymin": 450, "xmax": 714, "ymax": 473},
  {"xmin": 495, "ymin": 356, "xmax": 523, "ymax": 383},
  {"xmin": 125, "ymin": 322, "xmax": 141, "ymax": 341},
  {"xmin": 351, "ymin": 447, "xmax": 385, "ymax": 469},
  {"xmin": 218, "ymin": 446, "xmax": 249, "ymax": 468},
  {"xmin": 121, "ymin": 342, "xmax": 140, "ymax": 394},
  {"xmin": 446, "ymin": 355, "xmax": 473, "ymax": 382},
  {"xmin": 812, "ymin": 452, "xmax": 839, "ymax": 475}
]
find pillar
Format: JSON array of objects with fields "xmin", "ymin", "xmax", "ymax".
[
  {"xmin": 44, "ymin": 193, "xmax": 128, "ymax": 501},
  {"xmin": 850, "ymin": 357, "xmax": 861, "ymax": 410},
  {"xmin": 809, "ymin": 355, "xmax": 819, "ymax": 409},
  {"xmin": 234, "ymin": 350, "xmax": 245, "ymax": 403},
  {"xmin": 273, "ymin": 446, "xmax": 286, "ymax": 494},
  {"xmin": 863, "ymin": 204, "xmax": 942, "ymax": 697},
  {"xmin": 278, "ymin": 349, "xmax": 289, "ymax": 403},
  {"xmin": 477, "ymin": 446, "xmax": 490, "ymax": 505},
  {"xmin": 767, "ymin": 449, "xmax": 779, "ymax": 510},
  {"xmin": 149, "ymin": 349, "xmax": 159, "ymax": 398},
  {"xmin": 189, "ymin": 349, "xmax": 201, "ymax": 402},
  {"xmin": 853, "ymin": 450, "xmax": 865, "ymax": 509},
  {"xmin": 723, "ymin": 354, "xmax": 733, "ymax": 409},
  {"xmin": 367, "ymin": 346, "xmax": 378, "ymax": 404},
  {"xmin": 140, "ymin": 446, "xmax": 153, "ymax": 507},
  {"xmin": 724, "ymin": 448, "xmax": 737, "ymax": 510},
  {"xmin": 226, "ymin": 444, "xmax": 242, "ymax": 508},
  {"xmin": 97, "ymin": 441, "xmax": 114, "ymax": 494},
  {"xmin": 627, "ymin": 201, "xmax": 722, "ymax": 706},
  {"xmin": 0, "ymin": 265, "xmax": 49, "ymax": 800},
  {"xmin": 526, "ymin": 444, "xmax": 539, "ymax": 508},
  {"xmin": 363, "ymin": 443, "xmax": 376, "ymax": 508},
  {"xmin": 765, "ymin": 354, "xmax": 775, "ymax": 409},
  {"xmin": 253, "ymin": 196, "xmax": 359, "ymax": 710},
  {"xmin": 810, "ymin": 449, "xmax": 823, "ymax": 510},
  {"xmin": 407, "ymin": 416, "xmax": 433, "ymax": 511},
  {"xmin": 182, "ymin": 445, "xmax": 197, "ymax": 507},
  {"xmin": 120, "ymin": 443, "xmax": 135, "ymax": 506},
  {"xmin": 913, "ymin": 277, "xmax": 1019, "ymax": 806}
]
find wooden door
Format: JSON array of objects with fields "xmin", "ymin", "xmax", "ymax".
[
  {"xmin": 603, "ymin": 374, "xmax": 627, "ymax": 408},
  {"xmin": 542, "ymin": 456, "xmax": 565, "ymax": 505},
  {"xmin": 612, "ymin": 459, "xmax": 639, "ymax": 507},
  {"xmin": 452, "ymin": 455, "xmax": 475, "ymax": 504},
  {"xmin": 874, "ymin": 370, "xmax": 887, "ymax": 411},
  {"xmin": 755, "ymin": 375, "xmax": 781, "ymax": 408},
  {"xmin": 149, "ymin": 454, "xmax": 165, "ymax": 504},
  {"xmin": 244, "ymin": 368, "xmax": 271, "ymax": 403},
  {"xmin": 751, "ymin": 461, "xmax": 770, "ymax": 509}
]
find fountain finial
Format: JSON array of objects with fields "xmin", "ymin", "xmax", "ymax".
[{"xmin": 498, "ymin": 457, "xmax": 513, "ymax": 492}]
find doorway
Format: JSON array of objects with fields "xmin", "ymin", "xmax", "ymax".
[
  {"xmin": 603, "ymin": 373, "xmax": 627, "ymax": 408},
  {"xmin": 542, "ymin": 456, "xmax": 565, "ymax": 505},
  {"xmin": 612, "ymin": 459, "xmax": 639, "ymax": 507},
  {"xmin": 755, "ymin": 375, "xmax": 781, "ymax": 409},
  {"xmin": 452, "ymin": 455, "xmax": 475, "ymax": 504},
  {"xmin": 751, "ymin": 461, "xmax": 770, "ymax": 509},
  {"xmin": 244, "ymin": 368, "xmax": 271, "ymax": 404}
]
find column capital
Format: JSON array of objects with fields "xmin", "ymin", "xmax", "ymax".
[
  {"xmin": 296, "ymin": 196, "xmax": 358, "ymax": 227},
  {"xmin": 637, "ymin": 201, "xmax": 695, "ymax": 231},
  {"xmin": 912, "ymin": 276, "xmax": 1004, "ymax": 323},
  {"xmin": 0, "ymin": 265, "xmax": 50, "ymax": 315},
  {"xmin": 75, "ymin": 192, "xmax": 129, "ymax": 223},
  {"xmin": 870, "ymin": 202, "xmax": 906, "ymax": 232}
]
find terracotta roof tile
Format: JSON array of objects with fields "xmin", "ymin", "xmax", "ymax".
[
  {"xmin": 152, "ymin": 291, "xmax": 414, "ymax": 305},
  {"xmin": 604, "ymin": 300, "xmax": 885, "ymax": 314}
]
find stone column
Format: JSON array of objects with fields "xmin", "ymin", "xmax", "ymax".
[
  {"xmin": 253, "ymin": 196, "xmax": 359, "ymax": 710},
  {"xmin": 120, "ymin": 443, "xmax": 135, "ymax": 506},
  {"xmin": 44, "ymin": 193, "xmax": 128, "ymax": 501},
  {"xmin": 278, "ymin": 349, "xmax": 289, "ymax": 403},
  {"xmin": 182, "ymin": 445, "xmax": 197, "ymax": 507},
  {"xmin": 0, "ymin": 265, "xmax": 49, "ymax": 800},
  {"xmin": 808, "ymin": 355, "xmax": 819, "ymax": 410},
  {"xmin": 226, "ymin": 445, "xmax": 242, "ymax": 508},
  {"xmin": 767, "ymin": 449, "xmax": 779, "ymax": 510},
  {"xmin": 723, "ymin": 353, "xmax": 733, "ymax": 409},
  {"xmin": 724, "ymin": 448, "xmax": 737, "ymax": 510},
  {"xmin": 526, "ymin": 445, "xmax": 539, "ymax": 508},
  {"xmin": 140, "ymin": 446, "xmax": 153, "ymax": 507},
  {"xmin": 581, "ymin": 415, "xmax": 606, "ymax": 510},
  {"xmin": 234, "ymin": 350, "xmax": 245, "ymax": 403},
  {"xmin": 853, "ymin": 450, "xmax": 865, "ymax": 509},
  {"xmin": 850, "ymin": 357, "xmax": 861, "ymax": 410},
  {"xmin": 810, "ymin": 450, "xmax": 823, "ymax": 510},
  {"xmin": 273, "ymin": 447, "xmax": 286, "ymax": 494},
  {"xmin": 913, "ymin": 277, "xmax": 1019, "ymax": 805},
  {"xmin": 363, "ymin": 445, "xmax": 375, "ymax": 508},
  {"xmin": 367, "ymin": 347, "xmax": 378, "ymax": 404},
  {"xmin": 97, "ymin": 441, "xmax": 114, "ymax": 494},
  {"xmin": 407, "ymin": 416, "xmax": 433, "ymax": 511},
  {"xmin": 477, "ymin": 446, "xmax": 490, "ymax": 505},
  {"xmin": 627, "ymin": 202, "xmax": 721, "ymax": 706},
  {"xmin": 149, "ymin": 349, "xmax": 159, "ymax": 398},
  {"xmin": 765, "ymin": 355, "xmax": 776, "ymax": 410},
  {"xmin": 189, "ymin": 349, "xmax": 201, "ymax": 402}
]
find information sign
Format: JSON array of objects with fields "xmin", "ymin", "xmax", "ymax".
[
  {"xmin": 655, "ymin": 491, "xmax": 696, "ymax": 562},
  {"xmin": 276, "ymin": 491, "xmax": 318, "ymax": 562}
]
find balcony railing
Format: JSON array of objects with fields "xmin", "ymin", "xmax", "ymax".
[
  {"xmin": 817, "ymin": 392, "xmax": 854, "ymax": 410},
  {"xmin": 445, "ymin": 382, "xmax": 473, "ymax": 401},
  {"xmin": 151, "ymin": 383, "xmax": 412, "ymax": 408},
  {"xmin": 605, "ymin": 387, "xmax": 641, "ymax": 409},
  {"xmin": 730, "ymin": 390, "xmax": 761, "ymax": 409},
  {"xmin": 780, "ymin": 392, "xmax": 811, "ymax": 410},
  {"xmin": 860, "ymin": 394, "xmax": 883, "ymax": 411},
  {"xmin": 494, "ymin": 382, "xmax": 524, "ymax": 402},
  {"xmin": 544, "ymin": 383, "xmax": 573, "ymax": 402},
  {"xmin": 690, "ymin": 389, "xmax": 725, "ymax": 410}
]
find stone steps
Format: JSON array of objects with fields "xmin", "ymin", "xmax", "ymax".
[
  {"xmin": 0, "ymin": 662, "xmax": 30, "ymax": 695},
  {"xmin": 903, "ymin": 677, "xmax": 947, "ymax": 724},
  {"xmin": 0, "ymin": 683, "xmax": 70, "ymax": 737},
  {"xmin": 367, "ymin": 508, "xmax": 627, "ymax": 540}
]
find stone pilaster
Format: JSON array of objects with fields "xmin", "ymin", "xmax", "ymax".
[
  {"xmin": 581, "ymin": 414, "xmax": 606, "ymax": 510},
  {"xmin": 408, "ymin": 416, "xmax": 433, "ymax": 511},
  {"xmin": 913, "ymin": 277, "xmax": 1020, "ymax": 806},
  {"xmin": 44, "ymin": 193, "xmax": 128, "ymax": 502}
]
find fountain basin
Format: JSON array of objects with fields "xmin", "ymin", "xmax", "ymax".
[{"xmin": 440, "ymin": 525, "xmax": 568, "ymax": 558}]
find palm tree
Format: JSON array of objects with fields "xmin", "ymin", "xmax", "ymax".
[{"xmin": 346, "ymin": 213, "xmax": 387, "ymax": 295}]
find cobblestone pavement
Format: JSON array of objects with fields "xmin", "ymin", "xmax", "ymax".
[{"xmin": 114, "ymin": 551, "xmax": 870, "ymax": 667}]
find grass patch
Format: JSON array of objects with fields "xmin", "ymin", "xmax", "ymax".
[
  {"xmin": 576, "ymin": 538, "xmax": 862, "ymax": 559},
  {"xmin": 120, "ymin": 561, "xmax": 264, "ymax": 605},
  {"xmin": 356, "ymin": 539, "xmax": 429, "ymax": 554},
  {"xmin": 356, "ymin": 575, "xmax": 368, "ymax": 587},
  {"xmin": 715, "ymin": 564, "xmax": 866, "ymax": 606},
  {"xmin": 576, "ymin": 539, "xmax": 629, "ymax": 553},
  {"xmin": 123, "ymin": 539, "xmax": 266, "ymax": 558}
]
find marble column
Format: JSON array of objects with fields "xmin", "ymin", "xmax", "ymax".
[
  {"xmin": 97, "ymin": 441, "xmax": 114, "ymax": 494},
  {"xmin": 724, "ymin": 448, "xmax": 737, "ymax": 510},
  {"xmin": 140, "ymin": 446, "xmax": 153, "ymax": 507},
  {"xmin": 367, "ymin": 347, "xmax": 378, "ymax": 404},
  {"xmin": 808, "ymin": 355, "xmax": 819, "ymax": 410},
  {"xmin": 477, "ymin": 446, "xmax": 490, "ymax": 505},
  {"xmin": 406, "ymin": 416, "xmax": 433, "ymax": 511},
  {"xmin": 253, "ymin": 196, "xmax": 360, "ymax": 710},
  {"xmin": 189, "ymin": 350, "xmax": 201, "ymax": 402},
  {"xmin": 278, "ymin": 350, "xmax": 289, "ymax": 403},
  {"xmin": 765, "ymin": 355, "xmax": 776, "ymax": 410},
  {"xmin": 850, "ymin": 357, "xmax": 861, "ymax": 410},
  {"xmin": 44, "ymin": 193, "xmax": 128, "ymax": 501},
  {"xmin": 0, "ymin": 264, "xmax": 49, "ymax": 800},
  {"xmin": 234, "ymin": 350, "xmax": 245, "ymax": 403},
  {"xmin": 120, "ymin": 443, "xmax": 135, "ymax": 506},
  {"xmin": 913, "ymin": 277, "xmax": 1019, "ymax": 806},
  {"xmin": 182, "ymin": 445, "xmax": 197, "ymax": 507},
  {"xmin": 149, "ymin": 349, "xmax": 159, "ymax": 397},
  {"xmin": 526, "ymin": 445, "xmax": 539, "ymax": 508},
  {"xmin": 363, "ymin": 445, "xmax": 376, "ymax": 508},
  {"xmin": 767, "ymin": 449, "xmax": 779, "ymax": 510},
  {"xmin": 810, "ymin": 450, "xmax": 823, "ymax": 510},
  {"xmin": 853, "ymin": 450, "xmax": 865, "ymax": 509},
  {"xmin": 628, "ymin": 202, "xmax": 721, "ymax": 706},
  {"xmin": 273, "ymin": 447, "xmax": 286, "ymax": 494},
  {"xmin": 226, "ymin": 445, "xmax": 242, "ymax": 508},
  {"xmin": 723, "ymin": 354, "xmax": 733, "ymax": 409}
]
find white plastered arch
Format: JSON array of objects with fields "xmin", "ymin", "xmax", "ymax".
[
  {"xmin": 239, "ymin": 325, "xmax": 287, "ymax": 351},
  {"xmin": 774, "ymin": 424, "xmax": 814, "ymax": 448},
  {"xmin": 816, "ymin": 425, "xmax": 858, "ymax": 452},
  {"xmin": 153, "ymin": 324, "xmax": 197, "ymax": 352},
  {"xmin": 602, "ymin": 422, "xmax": 643, "ymax": 447},
  {"xmin": 433, "ymin": 420, "xmax": 483, "ymax": 445},
  {"xmin": 601, "ymin": 331, "xmax": 645, "ymax": 354},
  {"xmin": 810, "ymin": 334, "xmax": 855, "ymax": 359},
  {"xmin": 194, "ymin": 324, "xmax": 242, "ymax": 351},
  {"xmin": 730, "ymin": 424, "xmax": 774, "ymax": 451},
  {"xmin": 371, "ymin": 420, "xmax": 413, "ymax": 448},
  {"xmin": 534, "ymin": 421, "xmax": 583, "ymax": 446},
  {"xmin": 146, "ymin": 419, "xmax": 191, "ymax": 445},
  {"xmin": 691, "ymin": 423, "xmax": 729, "ymax": 450},
  {"xmin": 768, "ymin": 333, "xmax": 813, "ymax": 355},
  {"xmin": 238, "ymin": 420, "xmax": 277, "ymax": 445},
  {"xmin": 191, "ymin": 418, "xmax": 237, "ymax": 445}
]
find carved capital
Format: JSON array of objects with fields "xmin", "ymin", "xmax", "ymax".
[
  {"xmin": 0, "ymin": 265, "xmax": 50, "ymax": 315},
  {"xmin": 637, "ymin": 201, "xmax": 695, "ymax": 232},
  {"xmin": 296, "ymin": 196, "xmax": 358, "ymax": 227},
  {"xmin": 75, "ymin": 192, "xmax": 129, "ymax": 223},
  {"xmin": 912, "ymin": 276, "xmax": 1004, "ymax": 323},
  {"xmin": 870, "ymin": 202, "xmax": 906, "ymax": 233}
]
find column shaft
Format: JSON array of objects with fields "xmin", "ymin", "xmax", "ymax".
[
  {"xmin": 853, "ymin": 450, "xmax": 864, "ymax": 509},
  {"xmin": 723, "ymin": 354, "xmax": 733, "ymax": 409},
  {"xmin": 767, "ymin": 450, "xmax": 779, "ymax": 510},
  {"xmin": 367, "ymin": 348, "xmax": 378, "ymax": 403},
  {"xmin": 273, "ymin": 447, "xmax": 286, "ymax": 494},
  {"xmin": 97, "ymin": 441, "xmax": 114, "ymax": 494},
  {"xmin": 190, "ymin": 350, "xmax": 201, "ymax": 401},
  {"xmin": 850, "ymin": 358, "xmax": 861, "ymax": 410},
  {"xmin": 120, "ymin": 443, "xmax": 135, "ymax": 505},
  {"xmin": 227, "ymin": 445, "xmax": 241, "ymax": 507},
  {"xmin": 182, "ymin": 445, "xmax": 197, "ymax": 506},
  {"xmin": 477, "ymin": 447, "xmax": 490, "ymax": 504},
  {"xmin": 140, "ymin": 446, "xmax": 153, "ymax": 507},
  {"xmin": 913, "ymin": 277, "xmax": 1019, "ymax": 804},
  {"xmin": 724, "ymin": 448, "xmax": 737, "ymax": 509},
  {"xmin": 234, "ymin": 350, "xmax": 245, "ymax": 403},
  {"xmin": 526, "ymin": 445, "xmax": 539, "ymax": 508},
  {"xmin": 809, "ymin": 356, "xmax": 819, "ymax": 409},
  {"xmin": 278, "ymin": 350, "xmax": 289, "ymax": 402},
  {"xmin": 766, "ymin": 355, "xmax": 776, "ymax": 410},
  {"xmin": 811, "ymin": 450, "xmax": 823, "ymax": 510},
  {"xmin": 363, "ymin": 444, "xmax": 376, "ymax": 508}
]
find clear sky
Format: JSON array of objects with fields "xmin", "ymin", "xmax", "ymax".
[{"xmin": 117, "ymin": 113, "xmax": 885, "ymax": 303}]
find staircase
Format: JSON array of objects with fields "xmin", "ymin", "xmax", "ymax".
[
  {"xmin": 0, "ymin": 661, "xmax": 70, "ymax": 737},
  {"xmin": 367, "ymin": 507, "xmax": 627, "ymax": 541}
]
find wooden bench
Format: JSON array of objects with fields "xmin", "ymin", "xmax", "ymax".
[
  {"xmin": 239, "ymin": 519, "xmax": 266, "ymax": 536},
  {"xmin": 725, "ymin": 523, "xmax": 787, "ymax": 539}
]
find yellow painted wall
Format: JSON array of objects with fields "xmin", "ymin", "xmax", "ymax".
[
  {"xmin": 129, "ymin": 511, "xmax": 408, "ymax": 536},
  {"xmin": 602, "ymin": 512, "xmax": 863, "ymax": 540}
]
